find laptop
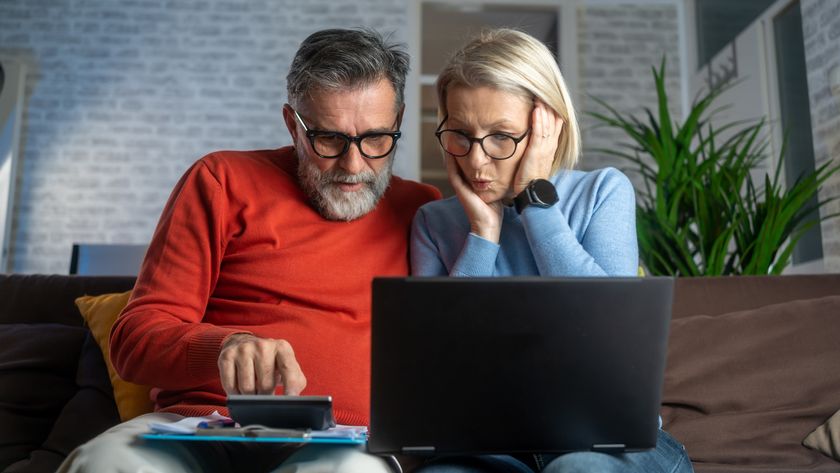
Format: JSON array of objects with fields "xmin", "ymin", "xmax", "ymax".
[{"xmin": 368, "ymin": 276, "xmax": 674, "ymax": 456}]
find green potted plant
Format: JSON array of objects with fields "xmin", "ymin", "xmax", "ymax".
[{"xmin": 589, "ymin": 61, "xmax": 839, "ymax": 276}]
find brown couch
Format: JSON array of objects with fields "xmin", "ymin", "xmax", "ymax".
[
  {"xmin": 0, "ymin": 275, "xmax": 135, "ymax": 473},
  {"xmin": 665, "ymin": 274, "xmax": 840, "ymax": 472},
  {"xmin": 1, "ymin": 273, "xmax": 838, "ymax": 472}
]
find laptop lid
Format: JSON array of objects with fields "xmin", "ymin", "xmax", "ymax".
[{"xmin": 368, "ymin": 277, "xmax": 674, "ymax": 456}]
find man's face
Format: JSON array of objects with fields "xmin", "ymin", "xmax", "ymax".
[{"xmin": 284, "ymin": 79, "xmax": 402, "ymax": 221}]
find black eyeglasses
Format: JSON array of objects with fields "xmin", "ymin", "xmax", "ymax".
[
  {"xmin": 292, "ymin": 108, "xmax": 401, "ymax": 159},
  {"xmin": 435, "ymin": 115, "xmax": 530, "ymax": 160}
]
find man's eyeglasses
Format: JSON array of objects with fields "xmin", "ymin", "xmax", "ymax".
[
  {"xmin": 292, "ymin": 108, "xmax": 401, "ymax": 159},
  {"xmin": 435, "ymin": 115, "xmax": 530, "ymax": 160}
]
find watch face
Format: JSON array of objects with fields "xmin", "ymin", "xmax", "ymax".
[{"xmin": 531, "ymin": 179, "xmax": 559, "ymax": 206}]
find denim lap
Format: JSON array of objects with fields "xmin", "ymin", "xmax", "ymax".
[
  {"xmin": 541, "ymin": 430, "xmax": 692, "ymax": 473},
  {"xmin": 414, "ymin": 430, "xmax": 692, "ymax": 473}
]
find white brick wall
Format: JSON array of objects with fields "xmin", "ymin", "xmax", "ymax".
[
  {"xmin": 802, "ymin": 0, "xmax": 840, "ymax": 271},
  {"xmin": 576, "ymin": 3, "xmax": 682, "ymax": 185},
  {"xmin": 0, "ymin": 0, "xmax": 408, "ymax": 273},
  {"xmin": 9, "ymin": 1, "xmax": 831, "ymax": 274}
]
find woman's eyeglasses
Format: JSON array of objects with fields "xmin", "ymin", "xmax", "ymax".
[{"xmin": 435, "ymin": 115, "xmax": 530, "ymax": 160}]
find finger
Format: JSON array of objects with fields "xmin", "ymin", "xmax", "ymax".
[
  {"xmin": 445, "ymin": 155, "xmax": 471, "ymax": 196},
  {"xmin": 541, "ymin": 102, "xmax": 553, "ymax": 141},
  {"xmin": 446, "ymin": 156, "xmax": 485, "ymax": 212},
  {"xmin": 255, "ymin": 341, "xmax": 278, "ymax": 394},
  {"xmin": 274, "ymin": 341, "xmax": 307, "ymax": 396},
  {"xmin": 546, "ymin": 107, "xmax": 562, "ymax": 140},
  {"xmin": 543, "ymin": 101, "xmax": 554, "ymax": 136},
  {"xmin": 218, "ymin": 353, "xmax": 237, "ymax": 394},
  {"xmin": 531, "ymin": 101, "xmax": 543, "ymax": 141},
  {"xmin": 235, "ymin": 351, "xmax": 256, "ymax": 394}
]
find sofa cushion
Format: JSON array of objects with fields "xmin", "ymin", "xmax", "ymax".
[
  {"xmin": 662, "ymin": 295, "xmax": 840, "ymax": 472},
  {"xmin": 0, "ymin": 324, "xmax": 119, "ymax": 472},
  {"xmin": 75, "ymin": 291, "xmax": 154, "ymax": 421},
  {"xmin": 0, "ymin": 274, "xmax": 136, "ymax": 326},
  {"xmin": 671, "ymin": 274, "xmax": 840, "ymax": 319},
  {"xmin": 804, "ymin": 409, "xmax": 840, "ymax": 461}
]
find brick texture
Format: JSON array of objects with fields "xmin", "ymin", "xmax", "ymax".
[
  {"xmin": 576, "ymin": 3, "xmax": 682, "ymax": 187},
  {"xmin": 802, "ymin": 0, "xmax": 840, "ymax": 271},
  {"xmin": 0, "ymin": 0, "xmax": 408, "ymax": 273}
]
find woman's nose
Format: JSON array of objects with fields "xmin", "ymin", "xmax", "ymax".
[{"xmin": 465, "ymin": 142, "xmax": 491, "ymax": 168}]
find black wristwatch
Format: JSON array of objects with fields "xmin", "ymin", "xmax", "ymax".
[{"xmin": 513, "ymin": 179, "xmax": 559, "ymax": 214}]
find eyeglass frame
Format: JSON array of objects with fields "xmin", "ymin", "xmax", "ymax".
[
  {"xmin": 291, "ymin": 108, "xmax": 402, "ymax": 159},
  {"xmin": 434, "ymin": 115, "xmax": 531, "ymax": 160}
]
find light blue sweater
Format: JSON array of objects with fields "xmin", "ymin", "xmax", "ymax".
[{"xmin": 410, "ymin": 167, "xmax": 639, "ymax": 277}]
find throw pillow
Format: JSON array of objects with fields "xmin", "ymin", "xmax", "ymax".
[
  {"xmin": 661, "ymin": 295, "xmax": 840, "ymax": 468},
  {"xmin": 3, "ymin": 332, "xmax": 121, "ymax": 473},
  {"xmin": 0, "ymin": 324, "xmax": 87, "ymax": 470},
  {"xmin": 803, "ymin": 409, "xmax": 840, "ymax": 461},
  {"xmin": 75, "ymin": 291, "xmax": 154, "ymax": 421}
]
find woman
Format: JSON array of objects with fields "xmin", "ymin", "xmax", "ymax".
[{"xmin": 410, "ymin": 29, "xmax": 692, "ymax": 473}]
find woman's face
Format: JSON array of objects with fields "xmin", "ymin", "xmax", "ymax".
[{"xmin": 443, "ymin": 85, "xmax": 532, "ymax": 204}]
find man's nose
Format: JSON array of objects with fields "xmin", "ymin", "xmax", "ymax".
[{"xmin": 338, "ymin": 143, "xmax": 366, "ymax": 174}]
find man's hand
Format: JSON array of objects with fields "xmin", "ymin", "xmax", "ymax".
[{"xmin": 218, "ymin": 334, "xmax": 307, "ymax": 395}]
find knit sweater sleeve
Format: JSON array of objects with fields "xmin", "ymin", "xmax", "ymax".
[
  {"xmin": 110, "ymin": 157, "xmax": 247, "ymax": 390},
  {"xmin": 410, "ymin": 205, "xmax": 500, "ymax": 276},
  {"xmin": 410, "ymin": 207, "xmax": 448, "ymax": 276},
  {"xmin": 521, "ymin": 169, "xmax": 638, "ymax": 276}
]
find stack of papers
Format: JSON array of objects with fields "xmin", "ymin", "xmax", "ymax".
[
  {"xmin": 148, "ymin": 411, "xmax": 232, "ymax": 434},
  {"xmin": 143, "ymin": 412, "xmax": 367, "ymax": 444}
]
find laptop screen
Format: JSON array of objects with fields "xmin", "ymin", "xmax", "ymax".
[{"xmin": 368, "ymin": 277, "xmax": 673, "ymax": 456}]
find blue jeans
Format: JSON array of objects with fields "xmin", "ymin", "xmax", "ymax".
[{"xmin": 413, "ymin": 430, "xmax": 693, "ymax": 473}]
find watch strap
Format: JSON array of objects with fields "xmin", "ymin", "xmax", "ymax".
[
  {"xmin": 514, "ymin": 179, "xmax": 558, "ymax": 214},
  {"xmin": 513, "ymin": 186, "xmax": 532, "ymax": 214}
]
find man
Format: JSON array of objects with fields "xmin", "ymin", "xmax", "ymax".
[{"xmin": 59, "ymin": 28, "xmax": 440, "ymax": 473}]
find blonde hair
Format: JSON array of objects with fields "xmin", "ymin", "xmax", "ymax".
[{"xmin": 436, "ymin": 28, "xmax": 581, "ymax": 173}]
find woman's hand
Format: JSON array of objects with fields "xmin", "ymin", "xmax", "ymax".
[
  {"xmin": 446, "ymin": 156, "xmax": 504, "ymax": 243},
  {"xmin": 513, "ymin": 100, "xmax": 563, "ymax": 195}
]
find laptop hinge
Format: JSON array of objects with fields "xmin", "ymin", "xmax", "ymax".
[
  {"xmin": 592, "ymin": 444, "xmax": 626, "ymax": 453},
  {"xmin": 401, "ymin": 446, "xmax": 436, "ymax": 455}
]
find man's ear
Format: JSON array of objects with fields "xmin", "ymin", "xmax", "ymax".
[{"xmin": 282, "ymin": 104, "xmax": 299, "ymax": 142}]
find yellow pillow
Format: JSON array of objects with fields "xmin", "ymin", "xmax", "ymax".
[{"xmin": 75, "ymin": 291, "xmax": 154, "ymax": 421}]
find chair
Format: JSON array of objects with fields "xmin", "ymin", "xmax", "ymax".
[{"xmin": 69, "ymin": 243, "xmax": 148, "ymax": 276}]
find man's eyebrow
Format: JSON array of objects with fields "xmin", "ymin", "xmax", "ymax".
[
  {"xmin": 308, "ymin": 121, "xmax": 399, "ymax": 134},
  {"xmin": 363, "ymin": 126, "xmax": 399, "ymax": 134}
]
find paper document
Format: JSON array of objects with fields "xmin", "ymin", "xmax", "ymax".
[
  {"xmin": 146, "ymin": 412, "xmax": 366, "ymax": 442},
  {"xmin": 148, "ymin": 411, "xmax": 232, "ymax": 434}
]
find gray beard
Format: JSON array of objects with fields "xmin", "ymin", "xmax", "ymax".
[{"xmin": 297, "ymin": 151, "xmax": 393, "ymax": 221}]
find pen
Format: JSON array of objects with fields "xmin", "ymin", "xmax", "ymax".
[{"xmin": 197, "ymin": 419, "xmax": 237, "ymax": 429}]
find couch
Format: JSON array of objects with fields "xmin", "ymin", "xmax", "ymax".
[
  {"xmin": 0, "ymin": 274, "xmax": 135, "ymax": 473},
  {"xmin": 1, "ymin": 273, "xmax": 839, "ymax": 472}
]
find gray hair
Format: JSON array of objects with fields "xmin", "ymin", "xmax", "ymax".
[{"xmin": 286, "ymin": 28, "xmax": 409, "ymax": 110}]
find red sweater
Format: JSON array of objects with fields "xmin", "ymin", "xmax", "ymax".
[{"xmin": 111, "ymin": 147, "xmax": 440, "ymax": 426}]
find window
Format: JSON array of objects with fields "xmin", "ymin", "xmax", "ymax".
[
  {"xmin": 773, "ymin": 0, "xmax": 823, "ymax": 263},
  {"xmin": 695, "ymin": 0, "xmax": 775, "ymax": 68}
]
